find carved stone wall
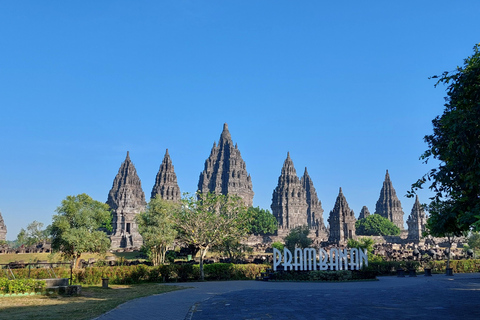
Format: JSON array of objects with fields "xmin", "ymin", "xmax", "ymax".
[
  {"xmin": 375, "ymin": 170, "xmax": 405, "ymax": 230},
  {"xmin": 198, "ymin": 123, "xmax": 254, "ymax": 206},
  {"xmin": 107, "ymin": 152, "xmax": 146, "ymax": 249},
  {"xmin": 327, "ymin": 188, "xmax": 356, "ymax": 244},
  {"xmin": 151, "ymin": 149, "xmax": 181, "ymax": 202}
]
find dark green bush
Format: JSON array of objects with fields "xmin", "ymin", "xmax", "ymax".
[{"xmin": 0, "ymin": 263, "xmax": 269, "ymax": 285}]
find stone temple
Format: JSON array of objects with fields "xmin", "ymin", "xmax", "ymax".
[
  {"xmin": 151, "ymin": 149, "xmax": 181, "ymax": 202},
  {"xmin": 0, "ymin": 210, "xmax": 6, "ymax": 241},
  {"xmin": 358, "ymin": 206, "xmax": 371, "ymax": 220},
  {"xmin": 271, "ymin": 153, "xmax": 328, "ymax": 239},
  {"xmin": 327, "ymin": 188, "xmax": 356, "ymax": 244},
  {"xmin": 407, "ymin": 195, "xmax": 427, "ymax": 242},
  {"xmin": 107, "ymin": 152, "xmax": 146, "ymax": 249},
  {"xmin": 375, "ymin": 170, "xmax": 405, "ymax": 230},
  {"xmin": 198, "ymin": 123, "xmax": 254, "ymax": 206}
]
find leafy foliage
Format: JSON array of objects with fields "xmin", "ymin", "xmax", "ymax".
[
  {"xmin": 246, "ymin": 206, "xmax": 278, "ymax": 235},
  {"xmin": 50, "ymin": 194, "xmax": 112, "ymax": 267},
  {"xmin": 174, "ymin": 193, "xmax": 251, "ymax": 280},
  {"xmin": 271, "ymin": 241, "xmax": 284, "ymax": 251},
  {"xmin": 0, "ymin": 278, "xmax": 46, "ymax": 294},
  {"xmin": 136, "ymin": 197, "xmax": 178, "ymax": 266},
  {"xmin": 355, "ymin": 214, "xmax": 400, "ymax": 236},
  {"xmin": 284, "ymin": 226, "xmax": 312, "ymax": 252},
  {"xmin": 16, "ymin": 221, "xmax": 50, "ymax": 247},
  {"xmin": 410, "ymin": 43, "xmax": 480, "ymax": 232}
]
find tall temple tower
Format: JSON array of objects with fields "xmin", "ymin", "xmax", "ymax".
[
  {"xmin": 327, "ymin": 188, "xmax": 356, "ymax": 243},
  {"xmin": 301, "ymin": 167, "xmax": 328, "ymax": 236},
  {"xmin": 0, "ymin": 210, "xmax": 6, "ymax": 241},
  {"xmin": 151, "ymin": 149, "xmax": 181, "ymax": 202},
  {"xmin": 107, "ymin": 152, "xmax": 146, "ymax": 249},
  {"xmin": 407, "ymin": 195, "xmax": 427, "ymax": 242},
  {"xmin": 375, "ymin": 170, "xmax": 405, "ymax": 230},
  {"xmin": 271, "ymin": 153, "xmax": 327, "ymax": 239},
  {"xmin": 198, "ymin": 123, "xmax": 254, "ymax": 206},
  {"xmin": 271, "ymin": 153, "xmax": 308, "ymax": 231}
]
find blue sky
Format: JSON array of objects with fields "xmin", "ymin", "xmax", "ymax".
[{"xmin": 1, "ymin": 1, "xmax": 479, "ymax": 240}]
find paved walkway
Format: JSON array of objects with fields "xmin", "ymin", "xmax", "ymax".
[{"xmin": 95, "ymin": 273, "xmax": 480, "ymax": 320}]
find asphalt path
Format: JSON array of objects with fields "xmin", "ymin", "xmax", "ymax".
[{"xmin": 95, "ymin": 273, "xmax": 480, "ymax": 320}]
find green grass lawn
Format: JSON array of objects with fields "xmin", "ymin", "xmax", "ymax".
[{"xmin": 0, "ymin": 283, "xmax": 184, "ymax": 320}]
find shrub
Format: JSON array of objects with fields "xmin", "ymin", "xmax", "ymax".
[{"xmin": 0, "ymin": 278, "xmax": 46, "ymax": 294}]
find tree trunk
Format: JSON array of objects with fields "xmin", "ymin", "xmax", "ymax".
[
  {"xmin": 200, "ymin": 246, "xmax": 209, "ymax": 281},
  {"xmin": 446, "ymin": 237, "xmax": 452, "ymax": 270},
  {"xmin": 75, "ymin": 254, "xmax": 81, "ymax": 269}
]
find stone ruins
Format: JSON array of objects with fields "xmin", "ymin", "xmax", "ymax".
[
  {"xmin": 107, "ymin": 151, "xmax": 146, "ymax": 249},
  {"xmin": 151, "ymin": 149, "xmax": 181, "ymax": 202},
  {"xmin": 327, "ymin": 188, "xmax": 356, "ymax": 244},
  {"xmin": 375, "ymin": 170, "xmax": 405, "ymax": 230},
  {"xmin": 198, "ymin": 123, "xmax": 254, "ymax": 206},
  {"xmin": 271, "ymin": 153, "xmax": 328, "ymax": 239},
  {"xmin": 0, "ymin": 210, "xmax": 6, "ymax": 241}
]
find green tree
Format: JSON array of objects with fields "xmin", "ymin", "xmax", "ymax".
[
  {"xmin": 50, "ymin": 194, "xmax": 111, "ymax": 267},
  {"xmin": 136, "ymin": 197, "xmax": 178, "ymax": 266},
  {"xmin": 284, "ymin": 226, "xmax": 312, "ymax": 252},
  {"xmin": 174, "ymin": 193, "xmax": 251, "ymax": 280},
  {"xmin": 409, "ymin": 43, "xmax": 480, "ymax": 232},
  {"xmin": 16, "ymin": 221, "xmax": 50, "ymax": 247},
  {"xmin": 247, "ymin": 207, "xmax": 278, "ymax": 235},
  {"xmin": 355, "ymin": 214, "xmax": 400, "ymax": 236},
  {"xmin": 464, "ymin": 232, "xmax": 480, "ymax": 258}
]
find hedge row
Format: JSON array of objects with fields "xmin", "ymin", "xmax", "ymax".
[
  {"xmin": 1, "ymin": 263, "xmax": 269, "ymax": 285},
  {"xmin": 0, "ymin": 278, "xmax": 46, "ymax": 294},
  {"xmin": 364, "ymin": 259, "xmax": 480, "ymax": 275}
]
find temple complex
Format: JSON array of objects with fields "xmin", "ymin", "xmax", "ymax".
[
  {"xmin": 375, "ymin": 170, "xmax": 405, "ymax": 230},
  {"xmin": 358, "ymin": 206, "xmax": 371, "ymax": 220},
  {"xmin": 327, "ymin": 188, "xmax": 356, "ymax": 243},
  {"xmin": 271, "ymin": 153, "xmax": 328, "ymax": 239},
  {"xmin": 151, "ymin": 149, "xmax": 181, "ymax": 202},
  {"xmin": 407, "ymin": 195, "xmax": 427, "ymax": 242},
  {"xmin": 198, "ymin": 123, "xmax": 254, "ymax": 206},
  {"xmin": 0, "ymin": 210, "xmax": 6, "ymax": 241},
  {"xmin": 107, "ymin": 152, "xmax": 146, "ymax": 249}
]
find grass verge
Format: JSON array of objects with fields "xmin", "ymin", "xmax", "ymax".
[{"xmin": 0, "ymin": 283, "xmax": 184, "ymax": 320}]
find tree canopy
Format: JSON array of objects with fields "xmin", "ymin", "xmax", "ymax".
[
  {"xmin": 16, "ymin": 221, "xmax": 50, "ymax": 247},
  {"xmin": 137, "ymin": 196, "xmax": 178, "ymax": 266},
  {"xmin": 174, "ymin": 192, "xmax": 251, "ymax": 280},
  {"xmin": 246, "ymin": 206, "xmax": 277, "ymax": 235},
  {"xmin": 284, "ymin": 225, "xmax": 312, "ymax": 252},
  {"xmin": 410, "ymin": 43, "xmax": 480, "ymax": 233},
  {"xmin": 50, "ymin": 193, "xmax": 111, "ymax": 267},
  {"xmin": 355, "ymin": 214, "xmax": 400, "ymax": 236}
]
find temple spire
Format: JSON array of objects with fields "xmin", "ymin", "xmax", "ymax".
[
  {"xmin": 328, "ymin": 188, "xmax": 356, "ymax": 244},
  {"xmin": 151, "ymin": 149, "xmax": 181, "ymax": 202},
  {"xmin": 107, "ymin": 152, "xmax": 146, "ymax": 249},
  {"xmin": 198, "ymin": 123, "xmax": 254, "ymax": 206},
  {"xmin": 375, "ymin": 170, "xmax": 404, "ymax": 230}
]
